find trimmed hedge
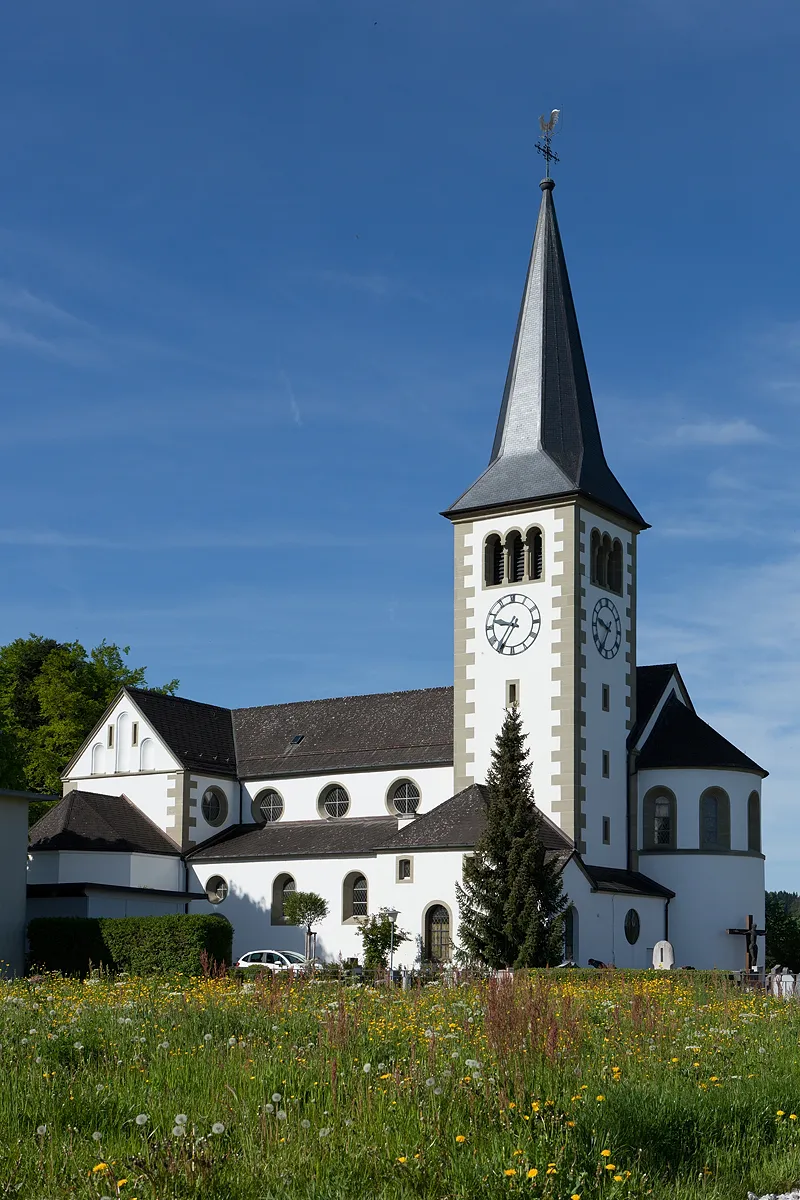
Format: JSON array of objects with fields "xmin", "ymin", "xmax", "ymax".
[{"xmin": 27, "ymin": 914, "xmax": 232, "ymax": 977}]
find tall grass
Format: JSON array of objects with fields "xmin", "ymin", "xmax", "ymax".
[{"xmin": 1, "ymin": 970, "xmax": 798, "ymax": 1198}]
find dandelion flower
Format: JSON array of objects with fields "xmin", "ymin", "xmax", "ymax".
[
  {"xmin": 456, "ymin": 1135, "xmax": 466, "ymax": 1143},
  {"xmin": 778, "ymin": 1110, "xmax": 786, "ymax": 1117},
  {"xmin": 614, "ymin": 1176, "xmax": 624, "ymax": 1183},
  {"xmin": 791, "ymin": 1114, "xmax": 797, "ymax": 1121},
  {"xmin": 397, "ymin": 1156, "xmax": 407, "ymax": 1163},
  {"xmin": 596, "ymin": 1094, "xmax": 605, "ymax": 1101},
  {"xmin": 504, "ymin": 1168, "xmax": 517, "ymax": 1177},
  {"xmin": 601, "ymin": 1150, "xmax": 611, "ymax": 1157},
  {"xmin": 135, "ymin": 1114, "xmax": 149, "ymax": 1126},
  {"xmin": 92, "ymin": 1163, "xmax": 108, "ymax": 1173},
  {"xmin": 527, "ymin": 1168, "xmax": 538, "ymax": 1178},
  {"xmin": 571, "ymin": 1195, "xmax": 581, "ymax": 1199}
]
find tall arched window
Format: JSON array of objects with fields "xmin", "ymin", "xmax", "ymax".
[
  {"xmin": 526, "ymin": 527, "xmax": 543, "ymax": 580},
  {"xmin": 425, "ymin": 904, "xmax": 452, "ymax": 962},
  {"xmin": 564, "ymin": 905, "xmax": 578, "ymax": 962},
  {"xmin": 590, "ymin": 529, "xmax": 607, "ymax": 587},
  {"xmin": 484, "ymin": 534, "xmax": 504, "ymax": 586},
  {"xmin": 116, "ymin": 712, "xmax": 131, "ymax": 773},
  {"xmin": 91, "ymin": 743, "xmax": 104, "ymax": 775},
  {"xmin": 139, "ymin": 738, "xmax": 155, "ymax": 771},
  {"xmin": 342, "ymin": 872, "xmax": 368, "ymax": 922},
  {"xmin": 609, "ymin": 539, "xmax": 623, "ymax": 594},
  {"xmin": 699, "ymin": 788, "xmax": 731, "ymax": 851},
  {"xmin": 642, "ymin": 787, "xmax": 677, "ymax": 850},
  {"xmin": 506, "ymin": 531, "xmax": 525, "ymax": 583},
  {"xmin": 271, "ymin": 873, "xmax": 295, "ymax": 924},
  {"xmin": 748, "ymin": 791, "xmax": 761, "ymax": 853}
]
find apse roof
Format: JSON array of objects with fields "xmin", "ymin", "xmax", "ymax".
[
  {"xmin": 445, "ymin": 180, "xmax": 645, "ymax": 528},
  {"xmin": 637, "ymin": 693, "xmax": 767, "ymax": 776}
]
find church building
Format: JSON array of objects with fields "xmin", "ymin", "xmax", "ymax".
[{"xmin": 27, "ymin": 177, "xmax": 767, "ymax": 970}]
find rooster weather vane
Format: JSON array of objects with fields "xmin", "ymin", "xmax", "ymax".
[{"xmin": 536, "ymin": 109, "xmax": 561, "ymax": 178}]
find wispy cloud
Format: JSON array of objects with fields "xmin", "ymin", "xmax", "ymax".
[
  {"xmin": 304, "ymin": 268, "xmax": 429, "ymax": 304},
  {"xmin": 666, "ymin": 418, "xmax": 771, "ymax": 446}
]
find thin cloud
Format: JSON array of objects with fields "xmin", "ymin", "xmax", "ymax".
[{"xmin": 669, "ymin": 419, "xmax": 771, "ymax": 446}]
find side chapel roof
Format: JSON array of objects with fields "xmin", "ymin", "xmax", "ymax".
[{"xmin": 28, "ymin": 790, "xmax": 180, "ymax": 856}]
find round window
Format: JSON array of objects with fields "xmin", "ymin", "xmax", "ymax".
[
  {"xmin": 390, "ymin": 780, "xmax": 420, "ymax": 816},
  {"xmin": 624, "ymin": 908, "xmax": 640, "ymax": 945},
  {"xmin": 201, "ymin": 787, "xmax": 227, "ymax": 827},
  {"xmin": 206, "ymin": 875, "xmax": 228, "ymax": 904},
  {"xmin": 253, "ymin": 789, "xmax": 284, "ymax": 824},
  {"xmin": 321, "ymin": 785, "xmax": 350, "ymax": 819}
]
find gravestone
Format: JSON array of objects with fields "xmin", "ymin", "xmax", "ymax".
[{"xmin": 652, "ymin": 940, "xmax": 674, "ymax": 970}]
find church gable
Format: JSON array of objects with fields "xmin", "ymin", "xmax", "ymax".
[
  {"xmin": 637, "ymin": 694, "xmax": 766, "ymax": 776},
  {"xmin": 630, "ymin": 664, "xmax": 693, "ymax": 751},
  {"xmin": 64, "ymin": 689, "xmax": 181, "ymax": 782}
]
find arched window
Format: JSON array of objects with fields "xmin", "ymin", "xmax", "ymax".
[
  {"xmin": 590, "ymin": 529, "xmax": 608, "ymax": 587},
  {"xmin": 642, "ymin": 787, "xmax": 677, "ymax": 850},
  {"xmin": 201, "ymin": 787, "xmax": 228, "ymax": 827},
  {"xmin": 252, "ymin": 789, "xmax": 284, "ymax": 824},
  {"xmin": 205, "ymin": 875, "xmax": 228, "ymax": 904},
  {"xmin": 116, "ymin": 712, "xmax": 131, "ymax": 773},
  {"xmin": 271, "ymin": 873, "xmax": 295, "ymax": 924},
  {"xmin": 140, "ymin": 738, "xmax": 155, "ymax": 771},
  {"xmin": 342, "ymin": 872, "xmax": 368, "ymax": 922},
  {"xmin": 319, "ymin": 784, "xmax": 350, "ymax": 819},
  {"xmin": 389, "ymin": 779, "xmax": 420, "ymax": 816},
  {"xmin": 526, "ymin": 527, "xmax": 543, "ymax": 580},
  {"xmin": 425, "ymin": 904, "xmax": 452, "ymax": 962},
  {"xmin": 748, "ymin": 791, "xmax": 761, "ymax": 853},
  {"xmin": 609, "ymin": 539, "xmax": 623, "ymax": 594},
  {"xmin": 506, "ymin": 531, "xmax": 525, "ymax": 583},
  {"xmin": 484, "ymin": 534, "xmax": 504, "ymax": 586},
  {"xmin": 699, "ymin": 788, "xmax": 731, "ymax": 851},
  {"xmin": 563, "ymin": 906, "xmax": 578, "ymax": 962},
  {"xmin": 91, "ymin": 743, "xmax": 104, "ymax": 775}
]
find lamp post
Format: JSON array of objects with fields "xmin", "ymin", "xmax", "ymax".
[{"xmin": 386, "ymin": 907, "xmax": 399, "ymax": 983}]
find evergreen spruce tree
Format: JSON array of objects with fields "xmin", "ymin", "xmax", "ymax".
[{"xmin": 455, "ymin": 705, "xmax": 569, "ymax": 968}]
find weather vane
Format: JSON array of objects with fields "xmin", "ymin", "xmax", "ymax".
[{"xmin": 536, "ymin": 109, "xmax": 561, "ymax": 179}]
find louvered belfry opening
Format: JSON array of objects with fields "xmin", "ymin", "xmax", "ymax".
[
  {"xmin": 508, "ymin": 532, "xmax": 525, "ymax": 583},
  {"xmin": 527, "ymin": 527, "xmax": 543, "ymax": 580}
]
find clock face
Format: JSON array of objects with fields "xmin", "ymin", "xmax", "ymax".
[
  {"xmin": 592, "ymin": 597, "xmax": 622, "ymax": 659},
  {"xmin": 485, "ymin": 593, "xmax": 541, "ymax": 656}
]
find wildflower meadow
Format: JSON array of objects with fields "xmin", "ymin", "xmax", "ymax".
[{"xmin": 3, "ymin": 970, "xmax": 799, "ymax": 1199}]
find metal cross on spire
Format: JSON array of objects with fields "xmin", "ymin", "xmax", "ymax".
[{"xmin": 536, "ymin": 109, "xmax": 561, "ymax": 179}]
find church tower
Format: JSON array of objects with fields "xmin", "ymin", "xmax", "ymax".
[{"xmin": 444, "ymin": 178, "xmax": 646, "ymax": 864}]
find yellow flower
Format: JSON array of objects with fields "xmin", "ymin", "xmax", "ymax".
[
  {"xmin": 791, "ymin": 1114, "xmax": 797, "ymax": 1121},
  {"xmin": 92, "ymin": 1164, "xmax": 108, "ymax": 1174},
  {"xmin": 596, "ymin": 1094, "xmax": 606, "ymax": 1101},
  {"xmin": 605, "ymin": 1164, "xmax": 616, "ymax": 1171},
  {"xmin": 456, "ymin": 1135, "xmax": 466, "ymax": 1143},
  {"xmin": 513, "ymin": 1149, "xmax": 523, "ymax": 1156},
  {"xmin": 778, "ymin": 1110, "xmax": 786, "ymax": 1117},
  {"xmin": 614, "ymin": 1176, "xmax": 624, "ymax": 1183},
  {"xmin": 671, "ymin": 1057, "xmax": 679, "ymax": 1063},
  {"xmin": 397, "ymin": 1156, "xmax": 407, "ymax": 1163},
  {"xmin": 601, "ymin": 1150, "xmax": 611, "ymax": 1157},
  {"xmin": 117, "ymin": 1182, "xmax": 128, "ymax": 1188},
  {"xmin": 527, "ymin": 1169, "xmax": 538, "ymax": 1178},
  {"xmin": 546, "ymin": 1167, "xmax": 557, "ymax": 1175},
  {"xmin": 567, "ymin": 1120, "xmax": 576, "ymax": 1127},
  {"xmin": 571, "ymin": 1194, "xmax": 581, "ymax": 1199},
  {"xmin": 504, "ymin": 1168, "xmax": 517, "ymax": 1177}
]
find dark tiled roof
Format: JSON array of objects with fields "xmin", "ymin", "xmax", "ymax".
[
  {"xmin": 27, "ymin": 882, "xmax": 201, "ymax": 900},
  {"xmin": 29, "ymin": 791, "xmax": 180, "ymax": 856},
  {"xmin": 188, "ymin": 816, "xmax": 399, "ymax": 861},
  {"xmin": 581, "ymin": 863, "xmax": 674, "ymax": 899},
  {"xmin": 445, "ymin": 180, "xmax": 645, "ymax": 528},
  {"xmin": 128, "ymin": 688, "xmax": 238, "ymax": 777},
  {"xmin": 232, "ymin": 687, "xmax": 453, "ymax": 778},
  {"xmin": 637, "ymin": 693, "xmax": 766, "ymax": 776},
  {"xmin": 629, "ymin": 664, "xmax": 682, "ymax": 746},
  {"xmin": 381, "ymin": 784, "xmax": 574, "ymax": 853}
]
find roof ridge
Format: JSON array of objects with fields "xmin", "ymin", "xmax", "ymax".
[
  {"xmin": 232, "ymin": 684, "xmax": 452, "ymax": 716},
  {"xmin": 127, "ymin": 687, "xmax": 233, "ymax": 714}
]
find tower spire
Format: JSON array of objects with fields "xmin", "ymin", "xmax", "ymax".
[{"xmin": 445, "ymin": 176, "xmax": 645, "ymax": 528}]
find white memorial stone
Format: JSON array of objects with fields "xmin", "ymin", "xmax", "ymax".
[{"xmin": 652, "ymin": 940, "xmax": 674, "ymax": 970}]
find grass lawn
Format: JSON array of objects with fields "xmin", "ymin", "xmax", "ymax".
[{"xmin": 2, "ymin": 969, "xmax": 799, "ymax": 1198}]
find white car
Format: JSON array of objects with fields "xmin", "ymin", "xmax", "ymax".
[{"xmin": 235, "ymin": 950, "xmax": 311, "ymax": 971}]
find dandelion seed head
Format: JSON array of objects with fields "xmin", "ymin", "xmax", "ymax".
[
  {"xmin": 277, "ymin": 1110, "xmax": 287, "ymax": 1121},
  {"xmin": 92, "ymin": 1131, "xmax": 102, "ymax": 1141},
  {"xmin": 135, "ymin": 1113, "xmax": 149, "ymax": 1126},
  {"xmin": 175, "ymin": 1114, "xmax": 188, "ymax": 1125},
  {"xmin": 211, "ymin": 1122, "xmax": 225, "ymax": 1134},
  {"xmin": 36, "ymin": 1125, "xmax": 47, "ymax": 1136},
  {"xmin": 362, "ymin": 1063, "xmax": 371, "ymax": 1073},
  {"xmin": 301, "ymin": 1119, "xmax": 311, "ymax": 1129},
  {"xmin": 319, "ymin": 1126, "xmax": 331, "ymax": 1138}
]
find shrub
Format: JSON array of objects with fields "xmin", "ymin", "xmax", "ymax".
[{"xmin": 27, "ymin": 913, "xmax": 232, "ymax": 977}]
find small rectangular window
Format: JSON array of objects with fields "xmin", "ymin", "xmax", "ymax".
[
  {"xmin": 602, "ymin": 750, "xmax": 610, "ymax": 778},
  {"xmin": 602, "ymin": 816, "xmax": 611, "ymax": 845},
  {"xmin": 107, "ymin": 724, "xmax": 114, "ymax": 749},
  {"xmin": 397, "ymin": 857, "xmax": 412, "ymax": 882},
  {"xmin": 506, "ymin": 680, "xmax": 519, "ymax": 707},
  {"xmin": 602, "ymin": 685, "xmax": 610, "ymax": 712},
  {"xmin": 131, "ymin": 721, "xmax": 139, "ymax": 747}
]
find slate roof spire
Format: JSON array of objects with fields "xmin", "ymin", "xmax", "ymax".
[{"xmin": 445, "ymin": 179, "xmax": 646, "ymax": 527}]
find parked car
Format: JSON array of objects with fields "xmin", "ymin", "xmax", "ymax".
[{"xmin": 235, "ymin": 950, "xmax": 313, "ymax": 972}]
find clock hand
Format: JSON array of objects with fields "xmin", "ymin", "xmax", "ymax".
[{"xmin": 498, "ymin": 617, "xmax": 518, "ymax": 649}]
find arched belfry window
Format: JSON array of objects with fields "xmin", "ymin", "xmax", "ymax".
[
  {"xmin": 591, "ymin": 529, "xmax": 623, "ymax": 594},
  {"xmin": 506, "ymin": 531, "xmax": 525, "ymax": 583},
  {"xmin": 526, "ymin": 527, "xmax": 543, "ymax": 580},
  {"xmin": 484, "ymin": 534, "xmax": 504, "ymax": 586},
  {"xmin": 748, "ymin": 791, "xmax": 761, "ymax": 853},
  {"xmin": 609, "ymin": 540, "xmax": 623, "ymax": 595},
  {"xmin": 642, "ymin": 787, "xmax": 677, "ymax": 850},
  {"xmin": 590, "ymin": 529, "xmax": 605, "ymax": 588},
  {"xmin": 699, "ymin": 788, "xmax": 731, "ymax": 851}
]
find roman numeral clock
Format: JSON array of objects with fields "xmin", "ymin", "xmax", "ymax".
[{"xmin": 485, "ymin": 593, "xmax": 541, "ymax": 656}]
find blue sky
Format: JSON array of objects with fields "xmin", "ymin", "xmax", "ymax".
[{"xmin": 2, "ymin": 0, "xmax": 800, "ymax": 885}]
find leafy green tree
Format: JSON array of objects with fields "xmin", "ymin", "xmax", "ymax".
[
  {"xmin": 282, "ymin": 890, "xmax": 329, "ymax": 959},
  {"xmin": 456, "ymin": 705, "xmax": 568, "ymax": 968},
  {"xmin": 0, "ymin": 634, "xmax": 177, "ymax": 821},
  {"xmin": 765, "ymin": 892, "xmax": 800, "ymax": 971},
  {"xmin": 356, "ymin": 909, "xmax": 410, "ymax": 970}
]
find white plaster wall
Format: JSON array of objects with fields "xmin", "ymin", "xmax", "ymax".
[
  {"xmin": 66, "ymin": 693, "xmax": 179, "ymax": 781},
  {"xmin": 0, "ymin": 795, "xmax": 30, "ymax": 975},
  {"xmin": 240, "ymin": 766, "xmax": 454, "ymax": 826},
  {"xmin": 27, "ymin": 850, "xmax": 181, "ymax": 890},
  {"xmin": 190, "ymin": 775, "xmax": 240, "ymax": 844},
  {"xmin": 86, "ymin": 893, "xmax": 187, "ymax": 918},
  {"xmin": 65, "ymin": 773, "xmax": 171, "ymax": 833},
  {"xmin": 560, "ymin": 860, "xmax": 666, "ymax": 968},
  {"xmin": 637, "ymin": 768, "xmax": 763, "ymax": 852},
  {"xmin": 459, "ymin": 507, "xmax": 566, "ymax": 824},
  {"xmin": 579, "ymin": 506, "xmax": 635, "ymax": 867},
  {"xmin": 129, "ymin": 854, "xmax": 185, "ymax": 891},
  {"xmin": 641, "ymin": 853, "xmax": 765, "ymax": 970}
]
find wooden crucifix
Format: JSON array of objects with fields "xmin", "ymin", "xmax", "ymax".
[{"xmin": 726, "ymin": 914, "xmax": 765, "ymax": 972}]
